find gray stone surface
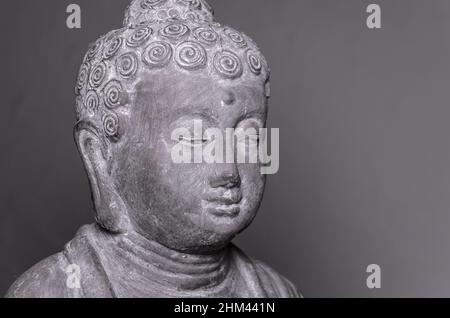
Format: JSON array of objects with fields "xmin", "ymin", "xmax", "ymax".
[{"xmin": 6, "ymin": 0, "xmax": 298, "ymax": 298}]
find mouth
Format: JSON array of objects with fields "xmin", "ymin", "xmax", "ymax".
[
  {"xmin": 205, "ymin": 204, "xmax": 241, "ymax": 218},
  {"xmin": 203, "ymin": 190, "xmax": 243, "ymax": 218}
]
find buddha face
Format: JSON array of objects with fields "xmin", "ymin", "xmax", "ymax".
[{"xmin": 111, "ymin": 67, "xmax": 268, "ymax": 253}]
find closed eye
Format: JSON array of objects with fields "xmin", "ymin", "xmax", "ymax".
[{"xmin": 178, "ymin": 136, "xmax": 210, "ymax": 146}]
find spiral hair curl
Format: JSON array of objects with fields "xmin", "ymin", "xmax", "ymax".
[{"xmin": 74, "ymin": 0, "xmax": 270, "ymax": 141}]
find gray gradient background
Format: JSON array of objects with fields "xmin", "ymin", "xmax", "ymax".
[{"xmin": 1, "ymin": 0, "xmax": 450, "ymax": 298}]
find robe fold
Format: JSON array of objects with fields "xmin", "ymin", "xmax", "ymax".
[{"xmin": 6, "ymin": 224, "xmax": 300, "ymax": 298}]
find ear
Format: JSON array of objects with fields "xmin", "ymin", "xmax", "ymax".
[{"xmin": 74, "ymin": 122, "xmax": 131, "ymax": 233}]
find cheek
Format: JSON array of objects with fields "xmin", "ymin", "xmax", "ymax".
[
  {"xmin": 124, "ymin": 133, "xmax": 208, "ymax": 207},
  {"xmin": 167, "ymin": 164, "xmax": 209, "ymax": 200},
  {"xmin": 155, "ymin": 141, "xmax": 211, "ymax": 205},
  {"xmin": 239, "ymin": 164, "xmax": 266, "ymax": 206}
]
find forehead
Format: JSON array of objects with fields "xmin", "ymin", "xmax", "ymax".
[{"xmin": 134, "ymin": 68, "xmax": 267, "ymax": 120}]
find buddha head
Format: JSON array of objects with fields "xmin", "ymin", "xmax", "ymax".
[{"xmin": 74, "ymin": 0, "xmax": 271, "ymax": 254}]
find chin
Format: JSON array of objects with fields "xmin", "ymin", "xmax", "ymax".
[{"xmin": 186, "ymin": 207, "xmax": 258, "ymax": 246}]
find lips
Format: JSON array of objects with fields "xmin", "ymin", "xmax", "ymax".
[
  {"xmin": 204, "ymin": 189, "xmax": 242, "ymax": 205},
  {"xmin": 203, "ymin": 190, "xmax": 243, "ymax": 217},
  {"xmin": 206, "ymin": 205, "xmax": 241, "ymax": 218}
]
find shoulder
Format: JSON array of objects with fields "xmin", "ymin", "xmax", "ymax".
[
  {"xmin": 5, "ymin": 225, "xmax": 99, "ymax": 298},
  {"xmin": 6, "ymin": 224, "xmax": 113, "ymax": 298},
  {"xmin": 229, "ymin": 244, "xmax": 301, "ymax": 298},
  {"xmin": 252, "ymin": 259, "xmax": 302, "ymax": 298},
  {"xmin": 5, "ymin": 252, "xmax": 80, "ymax": 298}
]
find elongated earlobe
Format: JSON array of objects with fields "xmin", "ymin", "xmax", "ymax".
[{"xmin": 74, "ymin": 122, "xmax": 131, "ymax": 233}]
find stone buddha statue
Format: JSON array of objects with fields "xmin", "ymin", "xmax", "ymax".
[{"xmin": 6, "ymin": 0, "xmax": 299, "ymax": 298}]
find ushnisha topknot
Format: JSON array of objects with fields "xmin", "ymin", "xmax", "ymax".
[
  {"xmin": 124, "ymin": 0, "xmax": 214, "ymax": 26},
  {"xmin": 74, "ymin": 0, "xmax": 270, "ymax": 141}
]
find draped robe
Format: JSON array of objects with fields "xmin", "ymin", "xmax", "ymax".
[{"xmin": 6, "ymin": 224, "xmax": 299, "ymax": 298}]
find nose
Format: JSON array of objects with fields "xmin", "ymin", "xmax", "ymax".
[{"xmin": 209, "ymin": 165, "xmax": 241, "ymax": 189}]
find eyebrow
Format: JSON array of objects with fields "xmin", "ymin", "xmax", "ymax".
[
  {"xmin": 170, "ymin": 103, "xmax": 267, "ymax": 127},
  {"xmin": 240, "ymin": 109, "xmax": 267, "ymax": 122},
  {"xmin": 171, "ymin": 106, "xmax": 219, "ymax": 124}
]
